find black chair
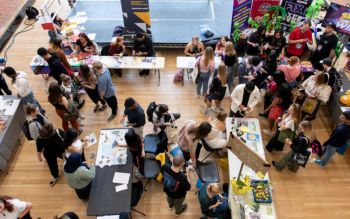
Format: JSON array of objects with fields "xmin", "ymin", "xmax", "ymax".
[
  {"xmin": 143, "ymin": 134, "xmax": 160, "ymax": 154},
  {"xmin": 100, "ymin": 44, "xmax": 110, "ymax": 56},
  {"xmin": 195, "ymin": 140, "xmax": 220, "ymax": 183},
  {"xmin": 199, "ymin": 138, "xmax": 223, "ymax": 161},
  {"xmin": 143, "ymin": 157, "xmax": 161, "ymax": 190},
  {"xmin": 130, "ymin": 181, "xmax": 146, "ymax": 218}
]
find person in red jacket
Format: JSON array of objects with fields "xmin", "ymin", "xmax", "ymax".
[{"xmin": 286, "ymin": 20, "xmax": 313, "ymax": 57}]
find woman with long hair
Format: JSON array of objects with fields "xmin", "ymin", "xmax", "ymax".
[
  {"xmin": 214, "ymin": 36, "xmax": 229, "ymax": 56},
  {"xmin": 204, "ymin": 63, "xmax": 227, "ymax": 113},
  {"xmin": 108, "ymin": 36, "xmax": 126, "ymax": 56},
  {"xmin": 48, "ymin": 82, "xmax": 80, "ymax": 132},
  {"xmin": 272, "ymin": 120, "xmax": 315, "ymax": 172},
  {"xmin": 198, "ymin": 183, "xmax": 225, "ymax": 219},
  {"xmin": 195, "ymin": 47, "xmax": 215, "ymax": 97},
  {"xmin": 79, "ymin": 64, "xmax": 107, "ymax": 112},
  {"xmin": 49, "ymin": 38, "xmax": 72, "ymax": 72},
  {"xmin": 184, "ymin": 36, "xmax": 204, "ymax": 57},
  {"xmin": 73, "ymin": 32, "xmax": 96, "ymax": 55},
  {"xmin": 246, "ymin": 25, "xmax": 266, "ymax": 56},
  {"xmin": 0, "ymin": 196, "xmax": 32, "ymax": 219},
  {"xmin": 265, "ymin": 29, "xmax": 286, "ymax": 58},
  {"xmin": 223, "ymin": 41, "xmax": 237, "ymax": 91},
  {"xmin": 277, "ymin": 56, "xmax": 301, "ymax": 88},
  {"xmin": 265, "ymin": 103, "xmax": 301, "ymax": 152}
]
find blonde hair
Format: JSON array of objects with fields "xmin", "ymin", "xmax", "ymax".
[
  {"xmin": 216, "ymin": 111, "xmax": 227, "ymax": 122},
  {"xmin": 217, "ymin": 63, "xmax": 227, "ymax": 84},
  {"xmin": 224, "ymin": 42, "xmax": 236, "ymax": 56},
  {"xmin": 207, "ymin": 183, "xmax": 222, "ymax": 195},
  {"xmin": 314, "ymin": 72, "xmax": 325, "ymax": 86},
  {"xmin": 115, "ymin": 36, "xmax": 124, "ymax": 45},
  {"xmin": 299, "ymin": 120, "xmax": 315, "ymax": 142},
  {"xmin": 287, "ymin": 56, "xmax": 299, "ymax": 66},
  {"xmin": 93, "ymin": 61, "xmax": 103, "ymax": 70},
  {"xmin": 289, "ymin": 103, "xmax": 301, "ymax": 125},
  {"xmin": 203, "ymin": 47, "xmax": 214, "ymax": 67}
]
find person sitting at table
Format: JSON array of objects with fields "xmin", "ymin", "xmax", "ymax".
[
  {"xmin": 203, "ymin": 63, "xmax": 227, "ymax": 114},
  {"xmin": 277, "ymin": 56, "xmax": 301, "ymax": 89},
  {"xmin": 37, "ymin": 47, "xmax": 68, "ymax": 84},
  {"xmin": 214, "ymin": 36, "xmax": 229, "ymax": 56},
  {"xmin": 246, "ymin": 25, "xmax": 266, "ymax": 56},
  {"xmin": 286, "ymin": 20, "xmax": 313, "ymax": 58},
  {"xmin": 0, "ymin": 196, "xmax": 32, "ymax": 219},
  {"xmin": 0, "ymin": 73, "xmax": 12, "ymax": 96},
  {"xmin": 198, "ymin": 183, "xmax": 228, "ymax": 219},
  {"xmin": 93, "ymin": 61, "xmax": 118, "ymax": 122},
  {"xmin": 132, "ymin": 33, "xmax": 156, "ymax": 76},
  {"xmin": 72, "ymin": 32, "xmax": 97, "ymax": 56},
  {"xmin": 222, "ymin": 41, "xmax": 237, "ymax": 91},
  {"xmin": 264, "ymin": 29, "xmax": 286, "ymax": 59},
  {"xmin": 79, "ymin": 64, "xmax": 107, "ymax": 113},
  {"xmin": 3, "ymin": 66, "xmax": 45, "ymax": 114},
  {"xmin": 108, "ymin": 36, "xmax": 127, "ymax": 77},
  {"xmin": 310, "ymin": 23, "xmax": 338, "ymax": 71},
  {"xmin": 26, "ymin": 104, "xmax": 49, "ymax": 141},
  {"xmin": 184, "ymin": 36, "xmax": 204, "ymax": 57},
  {"xmin": 230, "ymin": 81, "xmax": 260, "ymax": 118},
  {"xmin": 49, "ymin": 38, "xmax": 73, "ymax": 74},
  {"xmin": 36, "ymin": 123, "xmax": 65, "ymax": 186},
  {"xmin": 195, "ymin": 47, "xmax": 215, "ymax": 97},
  {"xmin": 237, "ymin": 56, "xmax": 261, "ymax": 85},
  {"xmin": 120, "ymin": 97, "xmax": 146, "ymax": 139},
  {"xmin": 63, "ymin": 152, "xmax": 95, "ymax": 200},
  {"xmin": 48, "ymin": 82, "xmax": 80, "ymax": 132},
  {"xmin": 272, "ymin": 120, "xmax": 314, "ymax": 172}
]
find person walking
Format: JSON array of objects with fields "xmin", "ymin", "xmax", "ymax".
[
  {"xmin": 314, "ymin": 111, "xmax": 350, "ymax": 167},
  {"xmin": 120, "ymin": 97, "xmax": 146, "ymax": 139},
  {"xmin": 93, "ymin": 61, "xmax": 118, "ymax": 122},
  {"xmin": 161, "ymin": 155, "xmax": 191, "ymax": 216},
  {"xmin": 195, "ymin": 47, "xmax": 215, "ymax": 97}
]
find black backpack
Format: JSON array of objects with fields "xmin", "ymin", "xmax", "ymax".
[
  {"xmin": 22, "ymin": 115, "xmax": 45, "ymax": 140},
  {"xmin": 146, "ymin": 102, "xmax": 157, "ymax": 122},
  {"xmin": 332, "ymin": 70, "xmax": 342, "ymax": 93}
]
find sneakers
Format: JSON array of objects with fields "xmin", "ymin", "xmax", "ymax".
[
  {"xmin": 314, "ymin": 160, "xmax": 325, "ymax": 167},
  {"xmin": 49, "ymin": 177, "xmax": 59, "ymax": 187},
  {"xmin": 98, "ymin": 104, "xmax": 107, "ymax": 112},
  {"xmin": 93, "ymin": 104, "xmax": 100, "ymax": 113},
  {"xmin": 175, "ymin": 203, "xmax": 187, "ymax": 216},
  {"xmin": 107, "ymin": 114, "xmax": 117, "ymax": 122}
]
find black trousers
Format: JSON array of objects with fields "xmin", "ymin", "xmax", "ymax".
[
  {"xmin": 0, "ymin": 74, "xmax": 12, "ymax": 95},
  {"xmin": 86, "ymin": 87, "xmax": 106, "ymax": 105},
  {"xmin": 229, "ymin": 110, "xmax": 245, "ymax": 118},
  {"xmin": 44, "ymin": 151, "xmax": 63, "ymax": 178},
  {"xmin": 75, "ymin": 182, "xmax": 92, "ymax": 200},
  {"xmin": 105, "ymin": 95, "xmax": 118, "ymax": 115}
]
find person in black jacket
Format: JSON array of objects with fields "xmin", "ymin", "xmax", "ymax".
[
  {"xmin": 222, "ymin": 42, "xmax": 237, "ymax": 91},
  {"xmin": 204, "ymin": 63, "xmax": 227, "ymax": 114},
  {"xmin": 36, "ymin": 123, "xmax": 65, "ymax": 186},
  {"xmin": 246, "ymin": 25, "xmax": 266, "ymax": 56},
  {"xmin": 162, "ymin": 155, "xmax": 191, "ymax": 216},
  {"xmin": 315, "ymin": 111, "xmax": 350, "ymax": 167},
  {"xmin": 132, "ymin": 33, "xmax": 155, "ymax": 76},
  {"xmin": 37, "ymin": 47, "xmax": 68, "ymax": 84},
  {"xmin": 321, "ymin": 57, "xmax": 336, "ymax": 88},
  {"xmin": 272, "ymin": 121, "xmax": 314, "ymax": 172}
]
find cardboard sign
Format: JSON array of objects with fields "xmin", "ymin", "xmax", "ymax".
[
  {"xmin": 250, "ymin": 0, "xmax": 280, "ymax": 21},
  {"xmin": 227, "ymin": 132, "xmax": 270, "ymax": 175}
]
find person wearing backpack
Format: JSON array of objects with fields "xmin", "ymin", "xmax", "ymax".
[
  {"xmin": 314, "ymin": 111, "xmax": 350, "ymax": 167},
  {"xmin": 25, "ymin": 104, "xmax": 49, "ymax": 141},
  {"xmin": 321, "ymin": 58, "xmax": 337, "ymax": 89},
  {"xmin": 36, "ymin": 123, "xmax": 65, "ymax": 186},
  {"xmin": 161, "ymin": 155, "xmax": 191, "ymax": 216}
]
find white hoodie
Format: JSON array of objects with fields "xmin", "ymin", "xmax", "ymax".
[{"xmin": 14, "ymin": 71, "xmax": 32, "ymax": 97}]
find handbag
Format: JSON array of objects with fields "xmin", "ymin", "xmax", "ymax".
[
  {"xmin": 318, "ymin": 85, "xmax": 332, "ymax": 103},
  {"xmin": 301, "ymin": 97, "xmax": 318, "ymax": 114},
  {"xmin": 268, "ymin": 105, "xmax": 284, "ymax": 120},
  {"xmin": 277, "ymin": 129, "xmax": 295, "ymax": 144},
  {"xmin": 293, "ymin": 150, "xmax": 311, "ymax": 168},
  {"xmin": 173, "ymin": 69, "xmax": 184, "ymax": 83}
]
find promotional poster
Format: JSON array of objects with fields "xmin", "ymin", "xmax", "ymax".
[
  {"xmin": 250, "ymin": 0, "xmax": 280, "ymax": 21},
  {"xmin": 230, "ymin": 0, "xmax": 253, "ymax": 35},
  {"xmin": 281, "ymin": 0, "xmax": 312, "ymax": 31},
  {"xmin": 322, "ymin": 3, "xmax": 350, "ymax": 36},
  {"xmin": 120, "ymin": 0, "xmax": 151, "ymax": 34}
]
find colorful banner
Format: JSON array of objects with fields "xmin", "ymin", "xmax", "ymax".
[
  {"xmin": 323, "ymin": 3, "xmax": 350, "ymax": 36},
  {"xmin": 281, "ymin": 0, "xmax": 312, "ymax": 31},
  {"xmin": 230, "ymin": 0, "xmax": 253, "ymax": 35},
  {"xmin": 250, "ymin": 0, "xmax": 280, "ymax": 21},
  {"xmin": 120, "ymin": 0, "xmax": 151, "ymax": 34}
]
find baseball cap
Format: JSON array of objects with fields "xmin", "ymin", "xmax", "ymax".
[{"xmin": 320, "ymin": 57, "xmax": 333, "ymax": 66}]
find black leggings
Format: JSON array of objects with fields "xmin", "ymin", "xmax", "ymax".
[
  {"xmin": 85, "ymin": 87, "xmax": 106, "ymax": 105},
  {"xmin": 75, "ymin": 182, "xmax": 92, "ymax": 200},
  {"xmin": 44, "ymin": 151, "xmax": 63, "ymax": 178},
  {"xmin": 105, "ymin": 95, "xmax": 118, "ymax": 115}
]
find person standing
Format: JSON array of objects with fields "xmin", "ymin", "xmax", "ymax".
[
  {"xmin": 230, "ymin": 81, "xmax": 260, "ymax": 117},
  {"xmin": 286, "ymin": 20, "xmax": 313, "ymax": 58},
  {"xmin": 120, "ymin": 97, "xmax": 145, "ymax": 139},
  {"xmin": 222, "ymin": 42, "xmax": 237, "ymax": 91},
  {"xmin": 132, "ymin": 33, "xmax": 155, "ymax": 76},
  {"xmin": 26, "ymin": 104, "xmax": 49, "ymax": 141},
  {"xmin": 93, "ymin": 61, "xmax": 118, "ymax": 122},
  {"xmin": 195, "ymin": 47, "xmax": 215, "ymax": 97},
  {"xmin": 161, "ymin": 155, "xmax": 191, "ymax": 216},
  {"xmin": 0, "ymin": 72, "xmax": 12, "ymax": 95},
  {"xmin": 3, "ymin": 67, "xmax": 44, "ymax": 113},
  {"xmin": 0, "ymin": 196, "xmax": 32, "ymax": 219},
  {"xmin": 310, "ymin": 23, "xmax": 338, "ymax": 71},
  {"xmin": 277, "ymin": 56, "xmax": 301, "ymax": 88},
  {"xmin": 37, "ymin": 47, "xmax": 68, "ymax": 84},
  {"xmin": 314, "ymin": 111, "xmax": 350, "ymax": 167},
  {"xmin": 321, "ymin": 57, "xmax": 336, "ymax": 88}
]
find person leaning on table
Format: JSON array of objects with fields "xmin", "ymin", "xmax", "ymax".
[
  {"xmin": 132, "ymin": 32, "xmax": 156, "ymax": 77},
  {"xmin": 120, "ymin": 97, "xmax": 146, "ymax": 139},
  {"xmin": 63, "ymin": 152, "xmax": 95, "ymax": 200}
]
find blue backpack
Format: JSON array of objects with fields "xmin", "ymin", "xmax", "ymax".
[{"xmin": 162, "ymin": 169, "xmax": 179, "ymax": 192}]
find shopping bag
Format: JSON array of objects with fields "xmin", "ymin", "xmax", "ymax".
[
  {"xmin": 301, "ymin": 97, "xmax": 318, "ymax": 114},
  {"xmin": 293, "ymin": 151, "xmax": 311, "ymax": 168}
]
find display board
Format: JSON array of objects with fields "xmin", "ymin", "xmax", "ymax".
[
  {"xmin": 230, "ymin": 0, "xmax": 253, "ymax": 35},
  {"xmin": 322, "ymin": 3, "xmax": 350, "ymax": 36},
  {"xmin": 281, "ymin": 0, "xmax": 312, "ymax": 31},
  {"xmin": 120, "ymin": 0, "xmax": 151, "ymax": 34},
  {"xmin": 250, "ymin": 0, "xmax": 280, "ymax": 21}
]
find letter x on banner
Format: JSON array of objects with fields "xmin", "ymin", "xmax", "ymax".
[{"xmin": 120, "ymin": 0, "xmax": 151, "ymax": 35}]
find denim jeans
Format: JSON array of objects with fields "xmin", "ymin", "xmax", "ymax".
[
  {"xmin": 319, "ymin": 145, "xmax": 337, "ymax": 166},
  {"xmin": 22, "ymin": 91, "xmax": 44, "ymax": 113},
  {"xmin": 196, "ymin": 72, "xmax": 211, "ymax": 96}
]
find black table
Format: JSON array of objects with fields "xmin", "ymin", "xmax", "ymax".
[
  {"xmin": 0, "ymin": 96, "xmax": 25, "ymax": 171},
  {"xmin": 87, "ymin": 147, "xmax": 133, "ymax": 216}
]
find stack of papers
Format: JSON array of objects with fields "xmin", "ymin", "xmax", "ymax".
[{"xmin": 113, "ymin": 172, "xmax": 130, "ymax": 193}]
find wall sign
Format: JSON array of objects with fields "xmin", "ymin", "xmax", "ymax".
[
  {"xmin": 120, "ymin": 0, "xmax": 151, "ymax": 34},
  {"xmin": 281, "ymin": 0, "xmax": 312, "ymax": 31}
]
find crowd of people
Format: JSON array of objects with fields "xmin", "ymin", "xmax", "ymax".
[{"xmin": 1, "ymin": 13, "xmax": 350, "ymax": 219}]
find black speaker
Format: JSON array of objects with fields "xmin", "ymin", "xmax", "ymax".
[{"xmin": 25, "ymin": 6, "xmax": 39, "ymax": 20}]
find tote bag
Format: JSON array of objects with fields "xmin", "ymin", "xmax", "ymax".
[{"xmin": 301, "ymin": 97, "xmax": 318, "ymax": 114}]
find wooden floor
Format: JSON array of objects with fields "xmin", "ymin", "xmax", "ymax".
[{"xmin": 1, "ymin": 0, "xmax": 350, "ymax": 218}]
